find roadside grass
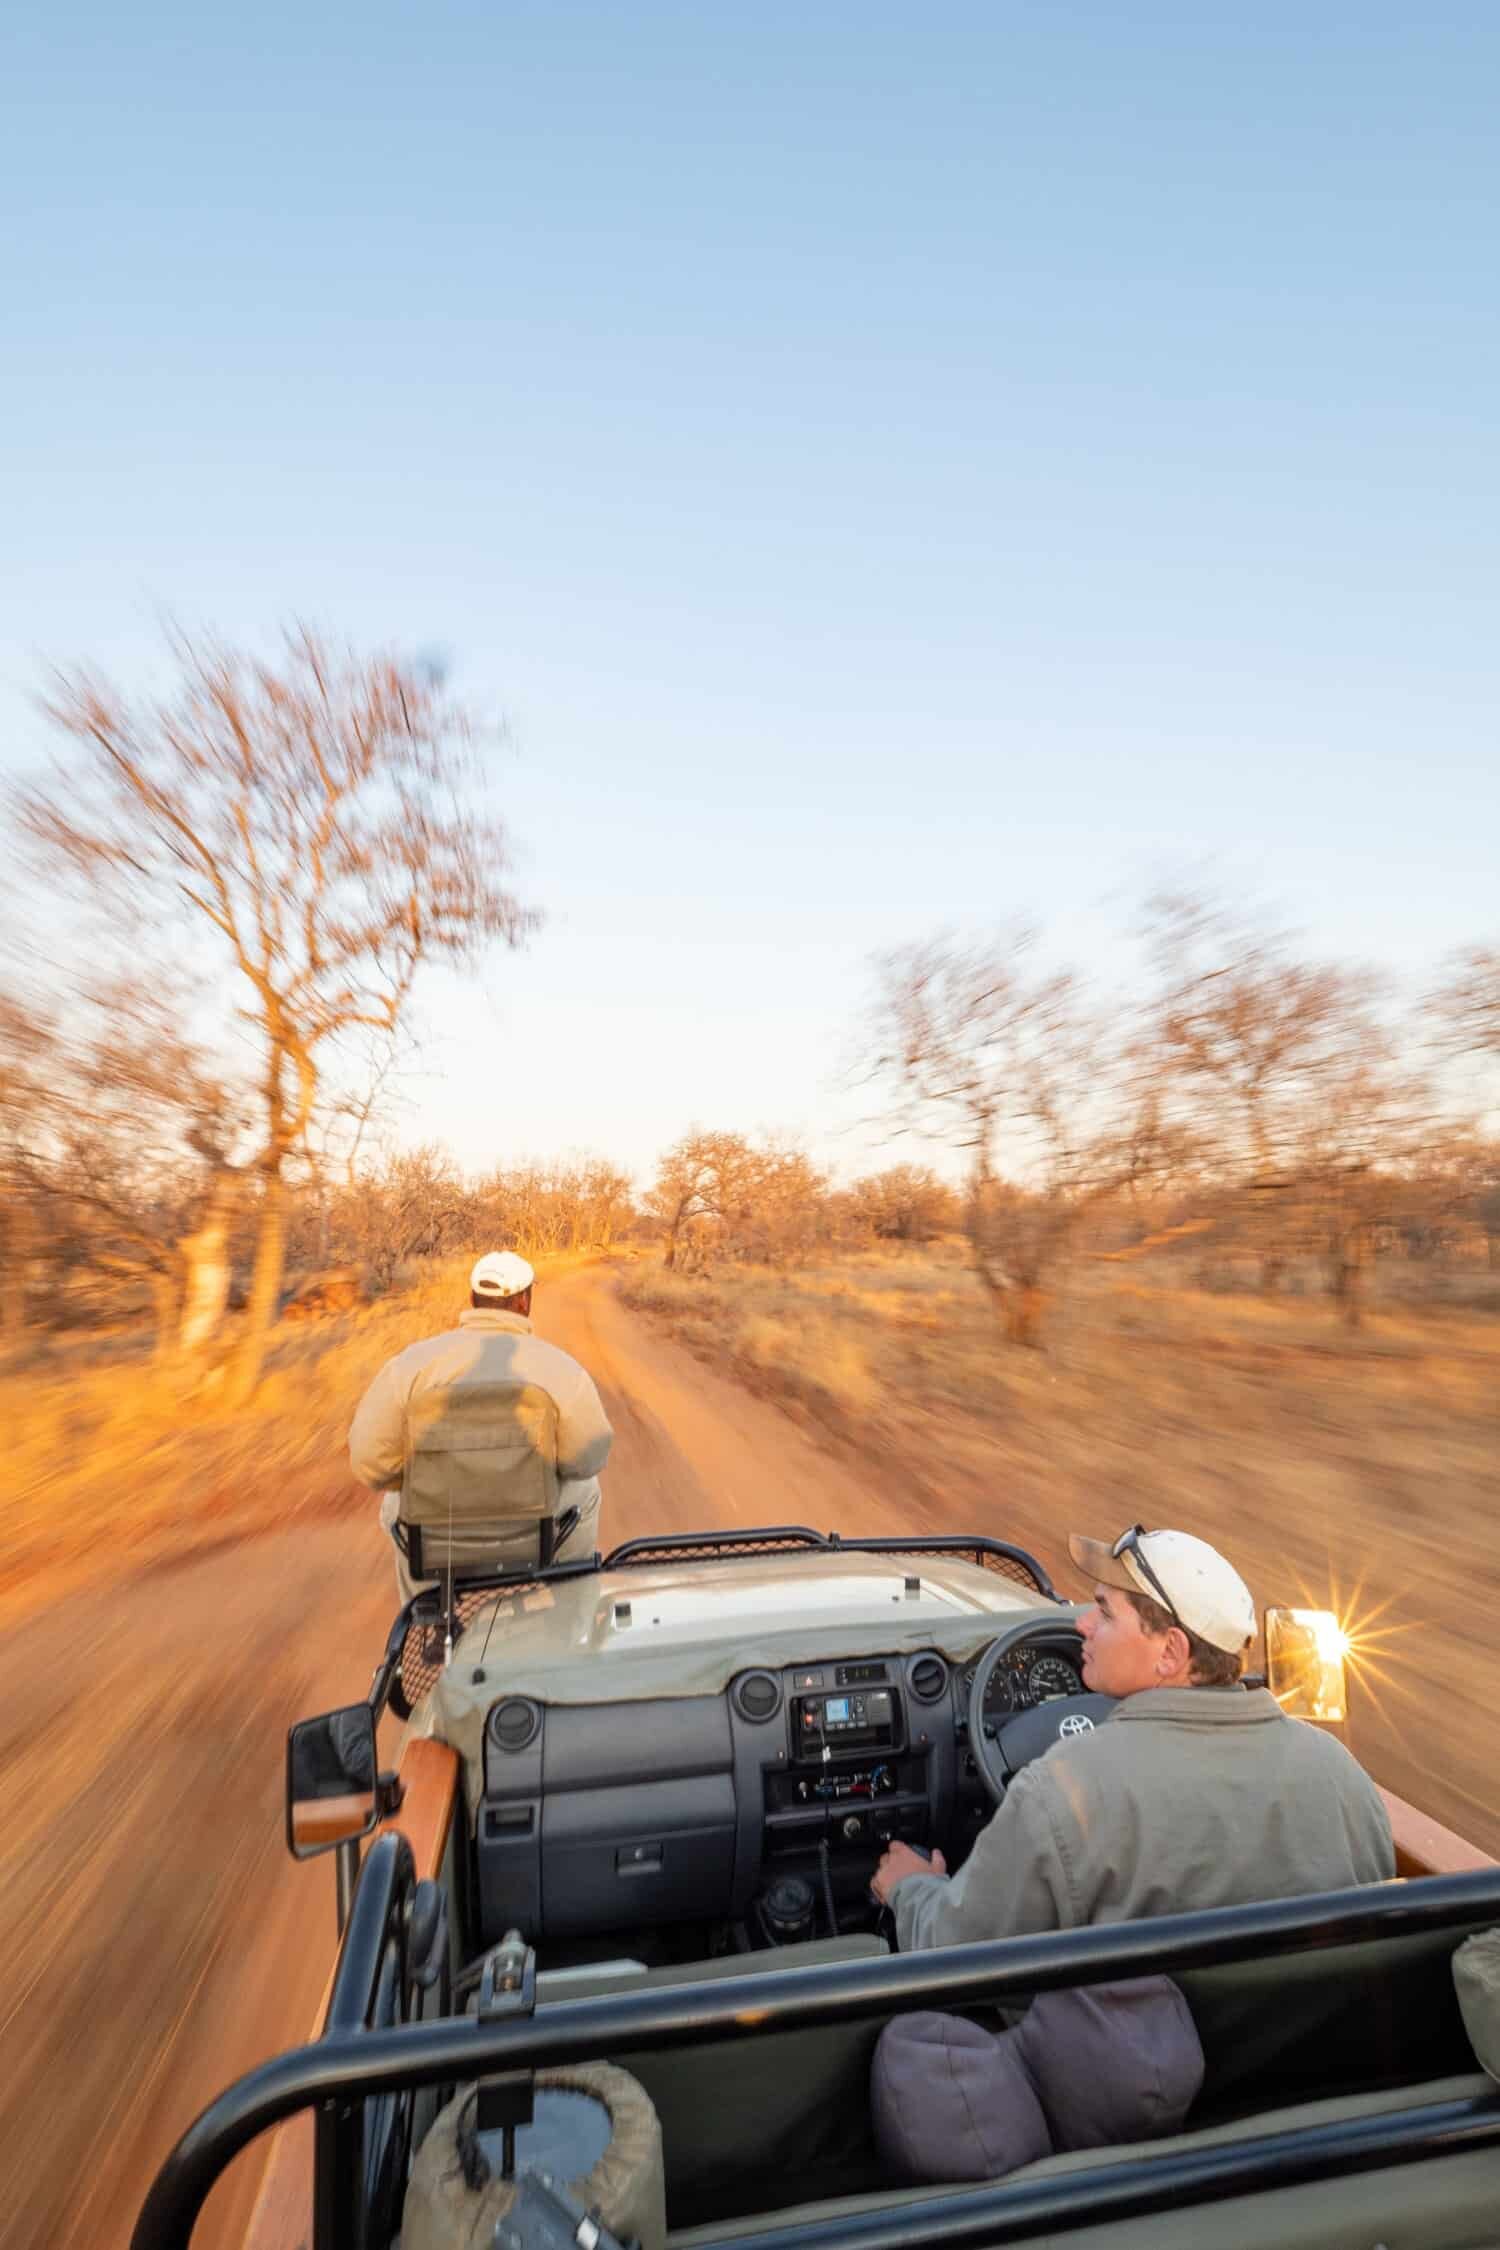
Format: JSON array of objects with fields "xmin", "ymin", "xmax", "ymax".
[
  {"xmin": 618, "ymin": 1250, "xmax": 1500, "ymax": 1545},
  {"xmin": 619, "ymin": 1247, "xmax": 1500, "ymax": 1850},
  {"xmin": 1, "ymin": 1256, "xmax": 577, "ymax": 1626}
]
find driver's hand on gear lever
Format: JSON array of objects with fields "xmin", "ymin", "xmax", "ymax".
[{"xmin": 870, "ymin": 1841, "xmax": 946, "ymax": 1906}]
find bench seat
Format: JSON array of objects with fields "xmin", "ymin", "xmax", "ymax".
[{"xmin": 671, "ymin": 2072, "xmax": 1500, "ymax": 2250}]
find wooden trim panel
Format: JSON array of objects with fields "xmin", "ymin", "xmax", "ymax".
[
  {"xmin": 290, "ymin": 1793, "xmax": 374, "ymax": 1852},
  {"xmin": 1380, "ymin": 1786, "xmax": 1499, "ymax": 1878},
  {"xmin": 374, "ymin": 1735, "xmax": 460, "ymax": 1874},
  {"xmin": 240, "ymin": 1735, "xmax": 461, "ymax": 2250}
]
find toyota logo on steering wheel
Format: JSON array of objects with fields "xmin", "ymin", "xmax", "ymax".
[{"xmin": 1058, "ymin": 1713, "xmax": 1095, "ymax": 1737}]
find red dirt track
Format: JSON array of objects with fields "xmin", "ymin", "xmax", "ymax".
[
  {"xmin": 2, "ymin": 1267, "xmax": 922, "ymax": 2250},
  {"xmin": 3, "ymin": 1264, "xmax": 1488, "ymax": 2250}
]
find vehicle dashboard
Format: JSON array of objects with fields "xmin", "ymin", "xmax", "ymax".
[{"xmin": 473, "ymin": 1625, "xmax": 1086, "ymax": 1948}]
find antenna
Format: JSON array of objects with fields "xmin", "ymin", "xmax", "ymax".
[
  {"xmin": 472, "ymin": 1585, "xmax": 506, "ymax": 1681},
  {"xmin": 444, "ymin": 1479, "xmax": 456, "ymax": 1666}
]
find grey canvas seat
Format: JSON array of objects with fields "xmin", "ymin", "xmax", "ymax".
[
  {"xmin": 536, "ymin": 1936, "xmax": 893, "ymax": 2230},
  {"xmin": 398, "ymin": 1379, "xmax": 572, "ymax": 1580},
  {"xmin": 541, "ymin": 1923, "xmax": 1496, "ymax": 2237},
  {"xmin": 670, "ymin": 2073, "xmax": 1500, "ymax": 2250}
]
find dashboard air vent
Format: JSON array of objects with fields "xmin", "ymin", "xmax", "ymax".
[
  {"xmin": 490, "ymin": 1697, "xmax": 541, "ymax": 1753},
  {"xmin": 733, "ymin": 1671, "xmax": 782, "ymax": 1723},
  {"xmin": 908, "ymin": 1654, "xmax": 948, "ymax": 1704}
]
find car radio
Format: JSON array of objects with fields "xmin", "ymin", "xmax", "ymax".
[{"xmin": 792, "ymin": 1687, "xmax": 899, "ymax": 1752}]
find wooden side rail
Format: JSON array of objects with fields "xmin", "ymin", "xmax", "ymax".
[
  {"xmin": 290, "ymin": 1793, "xmax": 374, "ymax": 1851},
  {"xmin": 1380, "ymin": 1786, "xmax": 1499, "ymax": 1879},
  {"xmin": 240, "ymin": 1736, "xmax": 460, "ymax": 2250}
]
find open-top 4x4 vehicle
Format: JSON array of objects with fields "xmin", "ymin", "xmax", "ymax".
[{"xmin": 136, "ymin": 1523, "xmax": 1500, "ymax": 2250}]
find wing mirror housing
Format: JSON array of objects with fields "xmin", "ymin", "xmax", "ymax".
[
  {"xmin": 1263, "ymin": 1606, "xmax": 1349, "ymax": 1728},
  {"xmin": 286, "ymin": 1702, "xmax": 381, "ymax": 1859}
]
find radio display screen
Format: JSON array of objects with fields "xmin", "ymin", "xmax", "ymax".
[{"xmin": 825, "ymin": 1696, "xmax": 851, "ymax": 1723}]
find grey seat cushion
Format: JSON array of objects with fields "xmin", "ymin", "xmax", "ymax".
[
  {"xmin": 1454, "ymin": 1928, "xmax": 1500, "ymax": 2079},
  {"xmin": 870, "ymin": 1979, "xmax": 1202, "ymax": 2186},
  {"xmin": 871, "ymin": 2012, "xmax": 1050, "ymax": 2183},
  {"xmin": 1021, "ymin": 1977, "xmax": 1204, "ymax": 2149}
]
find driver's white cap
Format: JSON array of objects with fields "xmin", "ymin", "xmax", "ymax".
[
  {"xmin": 1068, "ymin": 1527, "xmax": 1256, "ymax": 1654},
  {"xmin": 470, "ymin": 1250, "xmax": 535, "ymax": 1300}
]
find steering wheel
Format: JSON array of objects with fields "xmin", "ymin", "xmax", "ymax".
[{"xmin": 967, "ymin": 1624, "xmax": 1117, "ymax": 1805}]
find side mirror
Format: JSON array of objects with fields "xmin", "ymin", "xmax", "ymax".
[
  {"xmin": 286, "ymin": 1702, "xmax": 379, "ymax": 1859},
  {"xmin": 1264, "ymin": 1606, "xmax": 1349, "ymax": 1726}
]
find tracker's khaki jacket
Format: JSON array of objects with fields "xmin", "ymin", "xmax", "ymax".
[
  {"xmin": 349, "ymin": 1306, "xmax": 613, "ymax": 1533},
  {"xmin": 893, "ymin": 1686, "xmax": 1395, "ymax": 1953}
]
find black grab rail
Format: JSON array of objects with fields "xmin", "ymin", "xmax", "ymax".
[
  {"xmin": 133, "ymin": 1867, "xmax": 1500, "ymax": 2250},
  {"xmin": 599, "ymin": 1527, "xmax": 1061, "ymax": 1599}
]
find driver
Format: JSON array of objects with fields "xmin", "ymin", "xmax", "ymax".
[
  {"xmin": 872, "ymin": 1523, "xmax": 1394, "ymax": 1951},
  {"xmin": 349, "ymin": 1250, "xmax": 613, "ymax": 1600}
]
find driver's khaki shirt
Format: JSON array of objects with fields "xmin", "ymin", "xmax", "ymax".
[
  {"xmin": 892, "ymin": 1686, "xmax": 1395, "ymax": 1953},
  {"xmin": 349, "ymin": 1306, "xmax": 613, "ymax": 1496}
]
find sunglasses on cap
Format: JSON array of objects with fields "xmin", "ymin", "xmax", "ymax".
[{"xmin": 1111, "ymin": 1524, "xmax": 1183, "ymax": 1630}]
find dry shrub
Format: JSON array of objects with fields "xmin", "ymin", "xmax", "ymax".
[{"xmin": 0, "ymin": 1256, "xmax": 480, "ymax": 1624}]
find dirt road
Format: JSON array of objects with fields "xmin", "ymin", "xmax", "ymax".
[
  {"xmin": 3, "ymin": 1266, "xmax": 959, "ymax": 2250},
  {"xmin": 4, "ymin": 1263, "xmax": 1485, "ymax": 2250}
]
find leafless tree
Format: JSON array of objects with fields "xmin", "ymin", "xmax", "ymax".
[
  {"xmin": 334, "ymin": 1143, "xmax": 476, "ymax": 1291},
  {"xmin": 843, "ymin": 1165, "xmax": 959, "ymax": 1245},
  {"xmin": 642, "ymin": 1132, "xmax": 825, "ymax": 1270},
  {"xmin": 736, "ymin": 1141, "xmax": 828, "ymax": 1266},
  {"xmin": 0, "ymin": 990, "xmax": 57, "ymax": 1349},
  {"xmin": 15, "ymin": 624, "xmax": 535, "ymax": 1400},
  {"xmin": 862, "ymin": 931, "xmax": 1145, "ymax": 1344},
  {"xmin": 473, "ymin": 1156, "xmax": 636, "ymax": 1260},
  {"xmin": 0, "ymin": 975, "xmax": 253, "ymax": 1359},
  {"xmin": 1437, "ymin": 946, "xmax": 1500, "ymax": 1062},
  {"xmin": 645, "ymin": 1131, "xmax": 764, "ymax": 1269},
  {"xmin": 1144, "ymin": 892, "xmax": 1433, "ymax": 1317}
]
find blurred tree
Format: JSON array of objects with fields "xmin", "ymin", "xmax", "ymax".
[
  {"xmin": 1438, "ymin": 946, "xmax": 1500, "ymax": 1060},
  {"xmin": 862, "ymin": 930, "xmax": 1146, "ymax": 1344},
  {"xmin": 1144, "ymin": 892, "xmax": 1433, "ymax": 1319},
  {"xmin": 16, "ymin": 626, "xmax": 535, "ymax": 1400},
  {"xmin": 335, "ymin": 1143, "xmax": 474, "ymax": 1291},
  {"xmin": 0, "ymin": 976, "xmax": 249, "ymax": 1360},
  {"xmin": 845, "ymin": 1164, "xmax": 958, "ymax": 1244},
  {"xmin": 736, "ymin": 1140, "xmax": 828, "ymax": 1265},
  {"xmin": 643, "ymin": 1131, "xmax": 825, "ymax": 1269},
  {"xmin": 475, "ymin": 1155, "xmax": 636, "ymax": 1259},
  {"xmin": 645, "ymin": 1130, "xmax": 762, "ymax": 1269}
]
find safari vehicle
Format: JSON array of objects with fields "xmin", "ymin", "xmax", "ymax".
[{"xmin": 134, "ymin": 1522, "xmax": 1500, "ymax": 2250}]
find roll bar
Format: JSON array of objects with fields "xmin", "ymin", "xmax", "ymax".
[{"xmin": 135, "ymin": 1866, "xmax": 1500, "ymax": 2250}]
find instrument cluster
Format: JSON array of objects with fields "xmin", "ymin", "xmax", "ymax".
[{"xmin": 961, "ymin": 1641, "xmax": 1084, "ymax": 1720}]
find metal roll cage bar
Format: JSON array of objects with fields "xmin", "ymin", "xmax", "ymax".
[{"xmin": 135, "ymin": 1865, "xmax": 1500, "ymax": 2250}]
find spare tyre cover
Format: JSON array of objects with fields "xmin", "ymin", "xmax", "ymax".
[{"xmin": 401, "ymin": 2060, "xmax": 666, "ymax": 2250}]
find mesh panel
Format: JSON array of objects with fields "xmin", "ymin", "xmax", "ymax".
[
  {"xmin": 396, "ymin": 1586, "xmax": 538, "ymax": 1714},
  {"xmin": 602, "ymin": 1532, "xmax": 826, "ymax": 1567}
]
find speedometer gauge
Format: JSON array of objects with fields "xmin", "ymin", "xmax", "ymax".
[
  {"xmin": 1027, "ymin": 1654, "xmax": 1083, "ymax": 1702},
  {"xmin": 964, "ymin": 1663, "xmax": 1015, "ymax": 1718}
]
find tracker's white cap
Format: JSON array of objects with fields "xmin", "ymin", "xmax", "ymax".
[
  {"xmin": 470, "ymin": 1250, "xmax": 535, "ymax": 1300},
  {"xmin": 1068, "ymin": 1526, "xmax": 1256, "ymax": 1654}
]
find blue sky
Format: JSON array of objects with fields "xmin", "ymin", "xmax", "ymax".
[{"xmin": 3, "ymin": 3, "xmax": 1496, "ymax": 1178}]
